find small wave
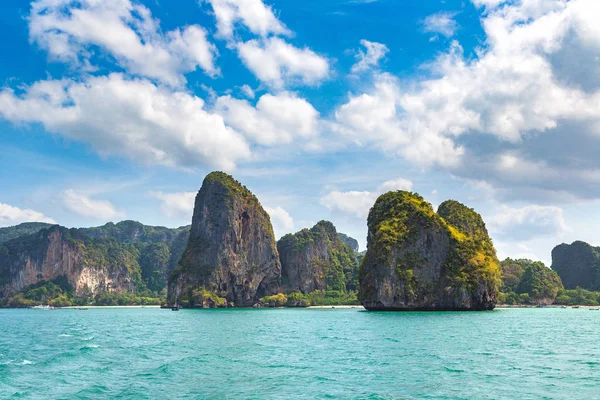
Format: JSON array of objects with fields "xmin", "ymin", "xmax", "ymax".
[
  {"xmin": 0, "ymin": 360, "xmax": 13, "ymax": 365},
  {"xmin": 22, "ymin": 360, "xmax": 34, "ymax": 365},
  {"xmin": 59, "ymin": 334, "xmax": 72, "ymax": 337},
  {"xmin": 444, "ymin": 367, "xmax": 465, "ymax": 373},
  {"xmin": 81, "ymin": 336, "xmax": 95, "ymax": 341},
  {"xmin": 80, "ymin": 344, "xmax": 100, "ymax": 350}
]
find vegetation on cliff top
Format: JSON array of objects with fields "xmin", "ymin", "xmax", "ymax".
[
  {"xmin": 278, "ymin": 220, "xmax": 358, "ymax": 292},
  {"xmin": 498, "ymin": 259, "xmax": 563, "ymax": 305},
  {"xmin": 361, "ymin": 191, "xmax": 500, "ymax": 303},
  {"xmin": 0, "ymin": 222, "xmax": 54, "ymax": 244}
]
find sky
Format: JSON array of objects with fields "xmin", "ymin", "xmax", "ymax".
[{"xmin": 1, "ymin": 0, "xmax": 599, "ymax": 266}]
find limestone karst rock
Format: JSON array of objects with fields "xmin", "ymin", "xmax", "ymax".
[
  {"xmin": 359, "ymin": 192, "xmax": 500, "ymax": 311},
  {"xmin": 168, "ymin": 172, "xmax": 281, "ymax": 307},
  {"xmin": 278, "ymin": 221, "xmax": 357, "ymax": 294},
  {"xmin": 551, "ymin": 241, "xmax": 600, "ymax": 291}
]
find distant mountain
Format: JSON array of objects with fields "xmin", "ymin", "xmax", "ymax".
[
  {"xmin": 0, "ymin": 222, "xmax": 54, "ymax": 244},
  {"xmin": 551, "ymin": 241, "xmax": 600, "ymax": 291},
  {"xmin": 0, "ymin": 221, "xmax": 190, "ymax": 301},
  {"xmin": 337, "ymin": 232, "xmax": 359, "ymax": 252}
]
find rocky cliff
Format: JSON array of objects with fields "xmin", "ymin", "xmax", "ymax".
[
  {"xmin": 168, "ymin": 172, "xmax": 281, "ymax": 307},
  {"xmin": 278, "ymin": 221, "xmax": 357, "ymax": 294},
  {"xmin": 0, "ymin": 221, "xmax": 189, "ymax": 299},
  {"xmin": 337, "ymin": 233, "xmax": 359, "ymax": 252},
  {"xmin": 551, "ymin": 241, "xmax": 600, "ymax": 290},
  {"xmin": 359, "ymin": 192, "xmax": 500, "ymax": 311}
]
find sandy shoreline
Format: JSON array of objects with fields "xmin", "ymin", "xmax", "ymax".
[{"xmin": 61, "ymin": 305, "xmax": 161, "ymax": 309}]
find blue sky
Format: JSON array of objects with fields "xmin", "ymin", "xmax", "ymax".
[{"xmin": 1, "ymin": 0, "xmax": 600, "ymax": 265}]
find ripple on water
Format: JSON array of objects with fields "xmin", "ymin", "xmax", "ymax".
[{"xmin": 1, "ymin": 308, "xmax": 599, "ymax": 399}]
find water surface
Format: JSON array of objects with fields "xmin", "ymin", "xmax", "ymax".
[{"xmin": 1, "ymin": 308, "xmax": 598, "ymax": 399}]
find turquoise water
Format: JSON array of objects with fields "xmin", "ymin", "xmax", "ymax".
[{"xmin": 1, "ymin": 308, "xmax": 599, "ymax": 399}]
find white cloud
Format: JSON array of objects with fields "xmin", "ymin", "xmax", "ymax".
[
  {"xmin": 334, "ymin": 73, "xmax": 465, "ymax": 168},
  {"xmin": 0, "ymin": 73, "xmax": 251, "ymax": 170},
  {"xmin": 240, "ymin": 84, "xmax": 255, "ymax": 99},
  {"xmin": 351, "ymin": 39, "xmax": 389, "ymax": 73},
  {"xmin": 264, "ymin": 206, "xmax": 294, "ymax": 238},
  {"xmin": 148, "ymin": 191, "xmax": 196, "ymax": 219},
  {"xmin": 205, "ymin": 0, "xmax": 290, "ymax": 39},
  {"xmin": 0, "ymin": 203, "xmax": 56, "ymax": 227},
  {"xmin": 320, "ymin": 178, "xmax": 413, "ymax": 219},
  {"xmin": 236, "ymin": 37, "xmax": 329, "ymax": 88},
  {"xmin": 215, "ymin": 92, "xmax": 319, "ymax": 146},
  {"xmin": 30, "ymin": 0, "xmax": 218, "ymax": 86},
  {"xmin": 60, "ymin": 189, "xmax": 125, "ymax": 220},
  {"xmin": 422, "ymin": 12, "xmax": 459, "ymax": 38},
  {"xmin": 333, "ymin": 0, "xmax": 600, "ymax": 199},
  {"xmin": 487, "ymin": 205, "xmax": 571, "ymax": 241}
]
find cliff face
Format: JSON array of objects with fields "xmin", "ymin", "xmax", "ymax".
[
  {"xmin": 0, "ymin": 222, "xmax": 190, "ymax": 299},
  {"xmin": 0, "ymin": 226, "xmax": 137, "ymax": 298},
  {"xmin": 278, "ymin": 221, "xmax": 357, "ymax": 294},
  {"xmin": 337, "ymin": 233, "xmax": 359, "ymax": 252},
  {"xmin": 359, "ymin": 192, "xmax": 500, "ymax": 311},
  {"xmin": 168, "ymin": 172, "xmax": 281, "ymax": 307},
  {"xmin": 551, "ymin": 241, "xmax": 600, "ymax": 290}
]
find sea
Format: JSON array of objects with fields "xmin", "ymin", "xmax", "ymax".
[{"xmin": 0, "ymin": 307, "xmax": 599, "ymax": 399}]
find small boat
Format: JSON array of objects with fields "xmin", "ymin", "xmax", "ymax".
[
  {"xmin": 589, "ymin": 308, "xmax": 599, "ymax": 311},
  {"xmin": 31, "ymin": 305, "xmax": 55, "ymax": 310},
  {"xmin": 171, "ymin": 305, "xmax": 180, "ymax": 311},
  {"xmin": 76, "ymin": 308, "xmax": 88, "ymax": 310},
  {"xmin": 561, "ymin": 306, "xmax": 567, "ymax": 309},
  {"xmin": 573, "ymin": 306, "xmax": 580, "ymax": 309}
]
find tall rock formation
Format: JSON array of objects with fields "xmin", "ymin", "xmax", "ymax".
[
  {"xmin": 278, "ymin": 221, "xmax": 357, "ymax": 294},
  {"xmin": 551, "ymin": 241, "xmax": 600, "ymax": 290},
  {"xmin": 359, "ymin": 192, "xmax": 500, "ymax": 311},
  {"xmin": 168, "ymin": 172, "xmax": 281, "ymax": 307}
]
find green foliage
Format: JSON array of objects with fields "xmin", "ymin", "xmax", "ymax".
[
  {"xmin": 498, "ymin": 259, "xmax": 563, "ymax": 304},
  {"xmin": 278, "ymin": 220, "xmax": 358, "ymax": 294},
  {"xmin": 260, "ymin": 293, "xmax": 288, "ymax": 307},
  {"xmin": 554, "ymin": 287, "xmax": 600, "ymax": 306},
  {"xmin": 188, "ymin": 287, "xmax": 228, "ymax": 308},
  {"xmin": 0, "ymin": 222, "xmax": 54, "ymax": 244},
  {"xmin": 1, "ymin": 276, "xmax": 165, "ymax": 308},
  {"xmin": 285, "ymin": 290, "xmax": 359, "ymax": 306},
  {"xmin": 551, "ymin": 241, "xmax": 600, "ymax": 291}
]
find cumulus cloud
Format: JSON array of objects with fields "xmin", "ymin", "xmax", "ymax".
[
  {"xmin": 320, "ymin": 178, "xmax": 413, "ymax": 219},
  {"xmin": 215, "ymin": 92, "xmax": 320, "ymax": 146},
  {"xmin": 29, "ymin": 0, "xmax": 218, "ymax": 86},
  {"xmin": 351, "ymin": 39, "xmax": 389, "ymax": 73},
  {"xmin": 487, "ymin": 205, "xmax": 571, "ymax": 241},
  {"xmin": 236, "ymin": 37, "xmax": 329, "ymax": 88},
  {"xmin": 60, "ymin": 189, "xmax": 125, "ymax": 220},
  {"xmin": 422, "ymin": 11, "xmax": 459, "ymax": 38},
  {"xmin": 264, "ymin": 206, "xmax": 294, "ymax": 238},
  {"xmin": 333, "ymin": 0, "xmax": 600, "ymax": 199},
  {"xmin": 148, "ymin": 191, "xmax": 196, "ymax": 219},
  {"xmin": 0, "ymin": 73, "xmax": 251, "ymax": 170},
  {"xmin": 205, "ymin": 0, "xmax": 290, "ymax": 39},
  {"xmin": 0, "ymin": 203, "xmax": 56, "ymax": 227}
]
